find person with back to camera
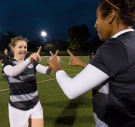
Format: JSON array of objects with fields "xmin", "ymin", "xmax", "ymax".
[
  {"xmin": 47, "ymin": 0, "xmax": 135, "ymax": 126},
  {"xmin": 2, "ymin": 36, "xmax": 57, "ymax": 127}
]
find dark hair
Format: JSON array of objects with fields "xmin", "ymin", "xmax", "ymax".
[
  {"xmin": 99, "ymin": 0, "xmax": 135, "ymax": 26},
  {"xmin": 4, "ymin": 48, "xmax": 8, "ymax": 51}
]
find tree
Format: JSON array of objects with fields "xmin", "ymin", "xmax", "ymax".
[
  {"xmin": 49, "ymin": 39, "xmax": 68, "ymax": 51},
  {"xmin": 67, "ymin": 24, "xmax": 91, "ymax": 52},
  {"xmin": 89, "ymin": 36, "xmax": 105, "ymax": 54},
  {"xmin": 44, "ymin": 43, "xmax": 54, "ymax": 55}
]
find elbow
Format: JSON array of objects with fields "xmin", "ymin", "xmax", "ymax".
[
  {"xmin": 64, "ymin": 92, "xmax": 77, "ymax": 100},
  {"xmin": 4, "ymin": 71, "xmax": 17, "ymax": 77},
  {"xmin": 6, "ymin": 73, "xmax": 16, "ymax": 77},
  {"xmin": 4, "ymin": 67, "xmax": 17, "ymax": 77},
  {"xmin": 67, "ymin": 96, "xmax": 76, "ymax": 100}
]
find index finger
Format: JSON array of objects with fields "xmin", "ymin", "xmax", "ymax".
[
  {"xmin": 54, "ymin": 50, "xmax": 59, "ymax": 56},
  {"xmin": 67, "ymin": 50, "xmax": 74, "ymax": 57},
  {"xmin": 49, "ymin": 51, "xmax": 55, "ymax": 57},
  {"xmin": 37, "ymin": 46, "xmax": 42, "ymax": 54}
]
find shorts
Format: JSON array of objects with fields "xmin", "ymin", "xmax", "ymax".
[{"xmin": 8, "ymin": 101, "xmax": 43, "ymax": 127}]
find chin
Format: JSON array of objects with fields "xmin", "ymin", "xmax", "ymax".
[
  {"xmin": 20, "ymin": 56, "xmax": 25, "ymax": 59},
  {"xmin": 99, "ymin": 35, "xmax": 108, "ymax": 41},
  {"xmin": 100, "ymin": 38, "xmax": 107, "ymax": 41}
]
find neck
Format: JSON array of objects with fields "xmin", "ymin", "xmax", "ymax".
[
  {"xmin": 14, "ymin": 57, "xmax": 24, "ymax": 62},
  {"xmin": 110, "ymin": 23, "xmax": 133, "ymax": 37}
]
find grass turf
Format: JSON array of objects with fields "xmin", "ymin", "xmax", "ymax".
[{"xmin": 0, "ymin": 56, "xmax": 95, "ymax": 127}]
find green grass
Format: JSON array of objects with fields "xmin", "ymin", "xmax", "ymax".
[{"xmin": 0, "ymin": 56, "xmax": 95, "ymax": 127}]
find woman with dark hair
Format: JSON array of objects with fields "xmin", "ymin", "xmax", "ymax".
[
  {"xmin": 47, "ymin": 0, "xmax": 135, "ymax": 126},
  {"xmin": 0, "ymin": 48, "xmax": 11, "ymax": 78}
]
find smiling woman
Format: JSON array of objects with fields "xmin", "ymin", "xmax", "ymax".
[{"xmin": 2, "ymin": 36, "xmax": 53, "ymax": 127}]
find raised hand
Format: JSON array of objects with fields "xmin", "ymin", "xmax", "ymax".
[
  {"xmin": 47, "ymin": 50, "xmax": 62, "ymax": 72},
  {"xmin": 67, "ymin": 50, "xmax": 87, "ymax": 68},
  {"xmin": 49, "ymin": 50, "xmax": 60, "ymax": 62},
  {"xmin": 29, "ymin": 46, "xmax": 42, "ymax": 62}
]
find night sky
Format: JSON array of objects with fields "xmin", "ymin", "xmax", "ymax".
[{"xmin": 0, "ymin": 0, "xmax": 100, "ymax": 42}]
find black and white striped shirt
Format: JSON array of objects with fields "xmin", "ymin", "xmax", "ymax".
[{"xmin": 4, "ymin": 59, "xmax": 38, "ymax": 110}]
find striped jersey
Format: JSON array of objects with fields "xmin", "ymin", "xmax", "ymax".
[
  {"xmin": 3, "ymin": 59, "xmax": 39, "ymax": 110},
  {"xmin": 90, "ymin": 31, "xmax": 135, "ymax": 126}
]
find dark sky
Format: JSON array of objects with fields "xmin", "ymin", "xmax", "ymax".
[{"xmin": 0, "ymin": 0, "xmax": 100, "ymax": 42}]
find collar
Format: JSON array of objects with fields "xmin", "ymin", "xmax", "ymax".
[{"xmin": 112, "ymin": 29, "xmax": 134, "ymax": 38}]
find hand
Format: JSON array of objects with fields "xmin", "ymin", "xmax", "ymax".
[
  {"xmin": 67, "ymin": 50, "xmax": 87, "ymax": 68},
  {"xmin": 49, "ymin": 50, "xmax": 61, "ymax": 63},
  {"xmin": 29, "ymin": 46, "xmax": 42, "ymax": 62},
  {"xmin": 47, "ymin": 50, "xmax": 63, "ymax": 72}
]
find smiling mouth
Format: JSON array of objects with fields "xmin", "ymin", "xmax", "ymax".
[{"xmin": 19, "ymin": 52, "xmax": 26, "ymax": 55}]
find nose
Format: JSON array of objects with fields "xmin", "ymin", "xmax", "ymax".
[
  {"xmin": 22, "ymin": 47, "xmax": 25, "ymax": 50},
  {"xmin": 22, "ymin": 47, "xmax": 27, "ymax": 52},
  {"xmin": 94, "ymin": 23, "xmax": 97, "ymax": 28}
]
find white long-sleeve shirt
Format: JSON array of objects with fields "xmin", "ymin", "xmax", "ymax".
[
  {"xmin": 4, "ymin": 58, "xmax": 52, "ymax": 77},
  {"xmin": 56, "ymin": 64, "xmax": 109, "ymax": 99}
]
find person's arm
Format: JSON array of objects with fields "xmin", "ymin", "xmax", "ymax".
[
  {"xmin": 4, "ymin": 46, "xmax": 42, "ymax": 77},
  {"xmin": 36, "ymin": 64, "xmax": 52, "ymax": 74},
  {"xmin": 56, "ymin": 64, "xmax": 109, "ymax": 99},
  {"xmin": 3, "ymin": 58, "xmax": 31, "ymax": 77},
  {"xmin": 47, "ymin": 51, "xmax": 109, "ymax": 99},
  {"xmin": 35, "ymin": 54, "xmax": 60, "ymax": 74}
]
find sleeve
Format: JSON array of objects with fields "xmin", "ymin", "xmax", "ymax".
[
  {"xmin": 36, "ymin": 64, "xmax": 52, "ymax": 74},
  {"xmin": 56, "ymin": 64, "xmax": 109, "ymax": 99},
  {"xmin": 90, "ymin": 38, "xmax": 128, "ymax": 78},
  {"xmin": 3, "ymin": 58, "xmax": 31, "ymax": 77}
]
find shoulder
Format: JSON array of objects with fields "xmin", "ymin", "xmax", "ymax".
[
  {"xmin": 99, "ymin": 38, "xmax": 127, "ymax": 58},
  {"xmin": 90, "ymin": 38, "xmax": 128, "ymax": 77},
  {"xmin": 100, "ymin": 38, "xmax": 125, "ymax": 49}
]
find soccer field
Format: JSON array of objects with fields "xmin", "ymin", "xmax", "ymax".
[{"xmin": 0, "ymin": 56, "xmax": 95, "ymax": 127}]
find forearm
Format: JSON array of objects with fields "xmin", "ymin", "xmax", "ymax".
[
  {"xmin": 56, "ymin": 64, "xmax": 109, "ymax": 99},
  {"xmin": 4, "ymin": 58, "xmax": 31, "ymax": 77},
  {"xmin": 36, "ymin": 64, "xmax": 52, "ymax": 74}
]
